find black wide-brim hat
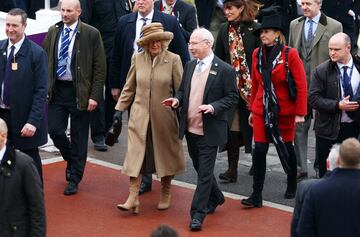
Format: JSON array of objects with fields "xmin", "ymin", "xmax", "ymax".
[{"xmin": 253, "ymin": 6, "xmax": 286, "ymax": 35}]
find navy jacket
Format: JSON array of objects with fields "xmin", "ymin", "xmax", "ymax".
[
  {"xmin": 154, "ymin": 0, "xmax": 198, "ymax": 42},
  {"xmin": 298, "ymin": 168, "xmax": 360, "ymax": 237},
  {"xmin": 109, "ymin": 9, "xmax": 190, "ymax": 89},
  {"xmin": 0, "ymin": 38, "xmax": 48, "ymax": 150},
  {"xmin": 0, "ymin": 147, "xmax": 45, "ymax": 237}
]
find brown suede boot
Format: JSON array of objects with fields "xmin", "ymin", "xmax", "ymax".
[
  {"xmin": 117, "ymin": 175, "xmax": 142, "ymax": 214},
  {"xmin": 157, "ymin": 175, "xmax": 173, "ymax": 210}
]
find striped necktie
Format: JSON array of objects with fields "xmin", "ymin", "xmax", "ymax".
[
  {"xmin": 57, "ymin": 27, "xmax": 71, "ymax": 78},
  {"xmin": 138, "ymin": 18, "xmax": 148, "ymax": 52},
  {"xmin": 307, "ymin": 20, "xmax": 314, "ymax": 43}
]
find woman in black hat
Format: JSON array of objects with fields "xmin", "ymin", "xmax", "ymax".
[
  {"xmin": 214, "ymin": 0, "xmax": 261, "ymax": 183},
  {"xmin": 241, "ymin": 11, "xmax": 307, "ymax": 207}
]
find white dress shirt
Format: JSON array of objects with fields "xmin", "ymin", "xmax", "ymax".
[{"xmin": 134, "ymin": 10, "xmax": 154, "ymax": 52}]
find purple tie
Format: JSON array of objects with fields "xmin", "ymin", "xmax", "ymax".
[{"xmin": 3, "ymin": 45, "xmax": 15, "ymax": 106}]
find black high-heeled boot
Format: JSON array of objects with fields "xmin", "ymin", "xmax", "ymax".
[
  {"xmin": 284, "ymin": 142, "xmax": 297, "ymax": 199},
  {"xmin": 219, "ymin": 132, "xmax": 240, "ymax": 183},
  {"xmin": 241, "ymin": 142, "xmax": 268, "ymax": 208}
]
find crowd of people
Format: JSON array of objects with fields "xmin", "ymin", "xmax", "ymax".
[{"xmin": 1, "ymin": 0, "xmax": 360, "ymax": 236}]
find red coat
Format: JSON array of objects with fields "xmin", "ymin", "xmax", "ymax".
[{"xmin": 250, "ymin": 46, "xmax": 307, "ymax": 142}]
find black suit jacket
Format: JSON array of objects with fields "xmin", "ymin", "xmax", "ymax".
[
  {"xmin": 0, "ymin": 147, "xmax": 45, "ymax": 237},
  {"xmin": 0, "ymin": 0, "xmax": 15, "ymax": 12},
  {"xmin": 298, "ymin": 168, "xmax": 360, "ymax": 237},
  {"xmin": 322, "ymin": 0, "xmax": 360, "ymax": 31},
  {"xmin": 109, "ymin": 9, "xmax": 190, "ymax": 89},
  {"xmin": 195, "ymin": 0, "xmax": 216, "ymax": 28},
  {"xmin": 176, "ymin": 55, "xmax": 239, "ymax": 146},
  {"xmin": 154, "ymin": 0, "xmax": 198, "ymax": 42}
]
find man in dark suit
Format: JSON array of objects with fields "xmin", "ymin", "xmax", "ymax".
[
  {"xmin": 321, "ymin": 0, "xmax": 360, "ymax": 52},
  {"xmin": 162, "ymin": 28, "xmax": 239, "ymax": 231},
  {"xmin": 298, "ymin": 138, "xmax": 360, "ymax": 237},
  {"xmin": 109, "ymin": 0, "xmax": 190, "ymax": 194},
  {"xmin": 80, "ymin": 0, "xmax": 133, "ymax": 151},
  {"xmin": 43, "ymin": 0, "xmax": 106, "ymax": 195},
  {"xmin": 308, "ymin": 33, "xmax": 360, "ymax": 178},
  {"xmin": 154, "ymin": 0, "xmax": 198, "ymax": 42},
  {"xmin": 0, "ymin": 8, "xmax": 48, "ymax": 181},
  {"xmin": 0, "ymin": 118, "xmax": 45, "ymax": 237}
]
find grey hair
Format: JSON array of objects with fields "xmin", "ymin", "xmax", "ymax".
[
  {"xmin": 327, "ymin": 143, "xmax": 340, "ymax": 171},
  {"xmin": 192, "ymin": 27, "xmax": 214, "ymax": 47}
]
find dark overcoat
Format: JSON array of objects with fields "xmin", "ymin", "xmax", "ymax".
[{"xmin": 0, "ymin": 38, "xmax": 48, "ymax": 150}]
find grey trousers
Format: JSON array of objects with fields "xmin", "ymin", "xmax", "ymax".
[{"xmin": 294, "ymin": 115, "xmax": 311, "ymax": 173}]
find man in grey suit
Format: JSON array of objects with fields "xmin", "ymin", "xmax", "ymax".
[
  {"xmin": 288, "ymin": 0, "xmax": 342, "ymax": 180},
  {"xmin": 162, "ymin": 28, "xmax": 238, "ymax": 231}
]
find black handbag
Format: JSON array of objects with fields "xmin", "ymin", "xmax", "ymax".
[{"xmin": 285, "ymin": 47, "xmax": 297, "ymax": 101}]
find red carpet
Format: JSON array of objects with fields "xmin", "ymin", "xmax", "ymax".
[{"xmin": 44, "ymin": 161, "xmax": 292, "ymax": 237}]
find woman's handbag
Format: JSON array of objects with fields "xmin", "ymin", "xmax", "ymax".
[{"xmin": 285, "ymin": 47, "xmax": 297, "ymax": 101}]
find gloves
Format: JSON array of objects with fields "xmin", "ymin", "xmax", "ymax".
[{"xmin": 105, "ymin": 111, "xmax": 123, "ymax": 146}]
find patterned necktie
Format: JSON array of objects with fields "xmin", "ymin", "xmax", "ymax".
[
  {"xmin": 196, "ymin": 60, "xmax": 204, "ymax": 73},
  {"xmin": 57, "ymin": 27, "xmax": 71, "ymax": 78},
  {"xmin": 307, "ymin": 20, "xmax": 314, "ymax": 43},
  {"xmin": 3, "ymin": 45, "xmax": 15, "ymax": 106},
  {"xmin": 137, "ymin": 18, "xmax": 148, "ymax": 53},
  {"xmin": 342, "ymin": 66, "xmax": 353, "ymax": 99}
]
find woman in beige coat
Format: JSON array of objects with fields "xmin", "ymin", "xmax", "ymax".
[{"xmin": 115, "ymin": 23, "xmax": 185, "ymax": 214}]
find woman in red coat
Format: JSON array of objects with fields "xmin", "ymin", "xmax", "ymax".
[{"xmin": 241, "ymin": 10, "xmax": 307, "ymax": 208}]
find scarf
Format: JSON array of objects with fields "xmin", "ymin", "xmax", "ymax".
[
  {"xmin": 257, "ymin": 42, "xmax": 291, "ymax": 174},
  {"xmin": 228, "ymin": 23, "xmax": 251, "ymax": 104}
]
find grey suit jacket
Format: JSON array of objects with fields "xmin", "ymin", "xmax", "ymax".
[{"xmin": 288, "ymin": 13, "xmax": 342, "ymax": 81}]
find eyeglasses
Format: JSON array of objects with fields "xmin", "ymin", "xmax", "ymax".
[{"xmin": 188, "ymin": 39, "xmax": 208, "ymax": 46}]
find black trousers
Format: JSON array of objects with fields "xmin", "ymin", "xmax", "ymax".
[
  {"xmin": 185, "ymin": 131, "xmax": 224, "ymax": 222},
  {"xmin": 316, "ymin": 122, "xmax": 359, "ymax": 177},
  {"xmin": 48, "ymin": 81, "xmax": 90, "ymax": 184},
  {"xmin": 0, "ymin": 108, "xmax": 43, "ymax": 182},
  {"xmin": 90, "ymin": 96, "xmax": 106, "ymax": 142}
]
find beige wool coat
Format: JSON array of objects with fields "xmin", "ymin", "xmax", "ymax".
[{"xmin": 115, "ymin": 50, "xmax": 185, "ymax": 178}]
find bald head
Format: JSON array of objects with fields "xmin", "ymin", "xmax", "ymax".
[
  {"xmin": 0, "ymin": 119, "xmax": 8, "ymax": 149},
  {"xmin": 328, "ymin": 32, "xmax": 352, "ymax": 64},
  {"xmin": 61, "ymin": 0, "xmax": 81, "ymax": 26},
  {"xmin": 338, "ymin": 138, "xmax": 360, "ymax": 168}
]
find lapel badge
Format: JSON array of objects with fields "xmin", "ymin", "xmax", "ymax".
[
  {"xmin": 248, "ymin": 27, "xmax": 253, "ymax": 31},
  {"xmin": 164, "ymin": 59, "xmax": 169, "ymax": 63},
  {"xmin": 3, "ymin": 52, "xmax": 6, "ymax": 56},
  {"xmin": 7, "ymin": 160, "xmax": 11, "ymax": 165},
  {"xmin": 210, "ymin": 70, "xmax": 217, "ymax": 75}
]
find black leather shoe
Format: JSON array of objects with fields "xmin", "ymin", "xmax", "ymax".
[
  {"xmin": 205, "ymin": 197, "xmax": 225, "ymax": 214},
  {"xmin": 218, "ymin": 170, "xmax": 237, "ymax": 183},
  {"xmin": 189, "ymin": 219, "xmax": 202, "ymax": 231},
  {"xmin": 65, "ymin": 164, "xmax": 71, "ymax": 182},
  {"xmin": 64, "ymin": 181, "xmax": 78, "ymax": 195},
  {"xmin": 139, "ymin": 181, "xmax": 152, "ymax": 195},
  {"xmin": 94, "ymin": 139, "xmax": 107, "ymax": 151},
  {"xmin": 241, "ymin": 193, "xmax": 263, "ymax": 208}
]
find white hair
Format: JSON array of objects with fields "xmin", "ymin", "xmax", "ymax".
[
  {"xmin": 192, "ymin": 27, "xmax": 214, "ymax": 47},
  {"xmin": 327, "ymin": 143, "xmax": 340, "ymax": 171}
]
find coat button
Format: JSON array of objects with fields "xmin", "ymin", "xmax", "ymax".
[
  {"xmin": 77, "ymin": 66, "xmax": 80, "ymax": 70},
  {"xmin": 12, "ymin": 225, "xmax": 17, "ymax": 230}
]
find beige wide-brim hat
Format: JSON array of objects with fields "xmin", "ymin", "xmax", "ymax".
[{"xmin": 137, "ymin": 22, "xmax": 174, "ymax": 48}]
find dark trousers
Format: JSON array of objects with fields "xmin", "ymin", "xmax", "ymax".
[
  {"xmin": 185, "ymin": 131, "xmax": 224, "ymax": 222},
  {"xmin": 104, "ymin": 58, "xmax": 117, "ymax": 132},
  {"xmin": 316, "ymin": 122, "xmax": 359, "ymax": 177},
  {"xmin": 48, "ymin": 81, "xmax": 90, "ymax": 184},
  {"xmin": 0, "ymin": 108, "xmax": 43, "ymax": 182},
  {"xmin": 90, "ymin": 96, "xmax": 105, "ymax": 142}
]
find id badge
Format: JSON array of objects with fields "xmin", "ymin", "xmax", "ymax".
[{"xmin": 12, "ymin": 62, "xmax": 18, "ymax": 71}]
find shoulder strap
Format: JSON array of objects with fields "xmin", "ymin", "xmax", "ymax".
[{"xmin": 285, "ymin": 46, "xmax": 290, "ymax": 74}]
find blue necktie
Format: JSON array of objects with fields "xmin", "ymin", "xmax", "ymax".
[
  {"xmin": 57, "ymin": 27, "xmax": 71, "ymax": 78},
  {"xmin": 342, "ymin": 66, "xmax": 353, "ymax": 99},
  {"xmin": 3, "ymin": 45, "xmax": 15, "ymax": 106},
  {"xmin": 137, "ymin": 18, "xmax": 148, "ymax": 53},
  {"xmin": 307, "ymin": 20, "xmax": 314, "ymax": 43}
]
